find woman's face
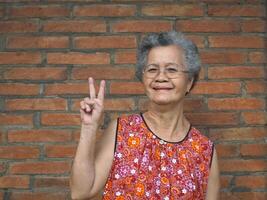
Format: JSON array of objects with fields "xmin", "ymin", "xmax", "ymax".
[{"xmin": 142, "ymin": 45, "xmax": 193, "ymax": 106}]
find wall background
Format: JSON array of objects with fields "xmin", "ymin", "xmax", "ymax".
[{"xmin": 0, "ymin": 0, "xmax": 266, "ymax": 199}]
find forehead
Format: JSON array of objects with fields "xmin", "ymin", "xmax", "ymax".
[{"xmin": 147, "ymin": 45, "xmax": 185, "ymax": 64}]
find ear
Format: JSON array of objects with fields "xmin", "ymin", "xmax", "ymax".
[{"xmin": 186, "ymin": 77, "xmax": 194, "ymax": 93}]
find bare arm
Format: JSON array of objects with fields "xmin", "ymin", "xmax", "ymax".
[
  {"xmin": 70, "ymin": 78, "xmax": 116, "ymax": 199},
  {"xmin": 206, "ymin": 148, "xmax": 220, "ymax": 200}
]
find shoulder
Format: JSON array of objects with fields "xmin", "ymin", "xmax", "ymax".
[
  {"xmin": 190, "ymin": 127, "xmax": 213, "ymax": 146},
  {"xmin": 117, "ymin": 113, "xmax": 143, "ymax": 126}
]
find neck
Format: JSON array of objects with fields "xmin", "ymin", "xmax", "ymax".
[{"xmin": 143, "ymin": 101, "xmax": 190, "ymax": 142}]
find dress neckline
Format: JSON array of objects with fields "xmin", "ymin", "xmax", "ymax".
[{"xmin": 140, "ymin": 113, "xmax": 191, "ymax": 144}]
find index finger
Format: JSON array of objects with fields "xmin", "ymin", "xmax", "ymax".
[
  {"xmin": 97, "ymin": 80, "xmax": 105, "ymax": 101},
  {"xmin": 88, "ymin": 77, "xmax": 96, "ymax": 99}
]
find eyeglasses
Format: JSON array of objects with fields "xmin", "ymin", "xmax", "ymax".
[{"xmin": 143, "ymin": 63, "xmax": 189, "ymax": 79}]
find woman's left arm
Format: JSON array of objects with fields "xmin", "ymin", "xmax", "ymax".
[{"xmin": 206, "ymin": 148, "xmax": 220, "ymax": 200}]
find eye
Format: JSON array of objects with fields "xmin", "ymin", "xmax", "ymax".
[
  {"xmin": 166, "ymin": 67, "xmax": 178, "ymax": 73},
  {"xmin": 146, "ymin": 67, "xmax": 158, "ymax": 73}
]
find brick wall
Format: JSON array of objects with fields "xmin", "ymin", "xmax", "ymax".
[{"xmin": 0, "ymin": 0, "xmax": 266, "ymax": 200}]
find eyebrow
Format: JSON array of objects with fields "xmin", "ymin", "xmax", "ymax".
[{"xmin": 146, "ymin": 62, "xmax": 184, "ymax": 67}]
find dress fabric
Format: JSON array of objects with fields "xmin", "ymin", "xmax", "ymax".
[{"xmin": 102, "ymin": 114, "xmax": 214, "ymax": 200}]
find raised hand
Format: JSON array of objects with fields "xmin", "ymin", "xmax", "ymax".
[{"xmin": 80, "ymin": 77, "xmax": 105, "ymax": 126}]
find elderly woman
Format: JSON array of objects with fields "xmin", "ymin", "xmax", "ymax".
[{"xmin": 70, "ymin": 31, "xmax": 220, "ymax": 200}]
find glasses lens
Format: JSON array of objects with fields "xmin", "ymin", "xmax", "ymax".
[{"xmin": 143, "ymin": 65, "xmax": 188, "ymax": 78}]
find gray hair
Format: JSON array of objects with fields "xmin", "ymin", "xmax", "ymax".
[{"xmin": 136, "ymin": 31, "xmax": 201, "ymax": 83}]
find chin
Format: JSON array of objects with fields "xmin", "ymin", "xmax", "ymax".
[
  {"xmin": 148, "ymin": 93, "xmax": 185, "ymax": 106},
  {"xmin": 150, "ymin": 97, "xmax": 177, "ymax": 105}
]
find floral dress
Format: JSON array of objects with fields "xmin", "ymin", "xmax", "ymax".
[{"xmin": 103, "ymin": 114, "xmax": 214, "ymax": 200}]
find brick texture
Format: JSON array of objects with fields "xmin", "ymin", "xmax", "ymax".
[{"xmin": 0, "ymin": 1, "xmax": 266, "ymax": 199}]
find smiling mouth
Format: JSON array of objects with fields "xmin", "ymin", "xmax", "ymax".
[{"xmin": 153, "ymin": 87, "xmax": 173, "ymax": 90}]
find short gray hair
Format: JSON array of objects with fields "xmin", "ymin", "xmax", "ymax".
[{"xmin": 136, "ymin": 31, "xmax": 201, "ymax": 82}]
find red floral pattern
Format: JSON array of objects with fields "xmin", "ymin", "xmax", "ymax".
[{"xmin": 103, "ymin": 114, "xmax": 213, "ymax": 200}]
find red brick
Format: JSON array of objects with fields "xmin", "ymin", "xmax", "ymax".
[
  {"xmin": 220, "ymin": 192, "xmax": 267, "ymax": 200},
  {"xmin": 8, "ymin": 129, "xmax": 72, "ymax": 143},
  {"xmin": 41, "ymin": 113, "xmax": 80, "ymax": 126},
  {"xmin": 34, "ymin": 177, "xmax": 69, "ymax": 189},
  {"xmin": 246, "ymin": 81, "xmax": 267, "ymax": 94},
  {"xmin": 10, "ymin": 192, "xmax": 67, "ymax": 200},
  {"xmin": 0, "ymin": 52, "xmax": 41, "ymax": 64},
  {"xmin": 191, "ymin": 82, "xmax": 241, "ymax": 94},
  {"xmin": 138, "ymin": 98, "xmax": 204, "ymax": 112},
  {"xmin": 4, "ymin": 67, "xmax": 67, "ymax": 80},
  {"xmin": 197, "ymin": 67, "xmax": 205, "ymax": 80},
  {"xmin": 45, "ymin": 83, "xmax": 88, "ymax": 95},
  {"xmin": 249, "ymin": 52, "xmax": 266, "ymax": 64},
  {"xmin": 216, "ymin": 144, "xmax": 239, "ymax": 158},
  {"xmin": 6, "ymin": 98, "xmax": 67, "ymax": 111},
  {"xmin": 74, "ymin": 5, "xmax": 136, "ymax": 16},
  {"xmin": 45, "ymin": 145, "xmax": 76, "ymax": 158},
  {"xmin": 219, "ymin": 159, "xmax": 267, "ymax": 172},
  {"xmin": 186, "ymin": 98, "xmax": 208, "ymax": 111},
  {"xmin": 240, "ymin": 143, "xmax": 267, "ymax": 157},
  {"xmin": 209, "ymin": 36, "xmax": 265, "ymax": 48},
  {"xmin": 115, "ymin": 50, "xmax": 136, "ymax": 64},
  {"xmin": 48, "ymin": 0, "xmax": 100, "ymax": 1},
  {"xmin": 186, "ymin": 35, "xmax": 205, "ymax": 48},
  {"xmin": 0, "ymin": 21, "xmax": 38, "ymax": 33},
  {"xmin": 220, "ymin": 175, "xmax": 233, "ymax": 189},
  {"xmin": 112, "ymin": 20, "xmax": 172, "ymax": 32},
  {"xmin": 0, "ymin": 163, "xmax": 5, "ymax": 173},
  {"xmin": 43, "ymin": 20, "xmax": 106, "ymax": 32},
  {"xmin": 47, "ymin": 52, "xmax": 110, "ymax": 65},
  {"xmin": 246, "ymin": 0, "xmax": 265, "ymax": 3},
  {"xmin": 176, "ymin": 20, "xmax": 240, "ymax": 32},
  {"xmin": 0, "ymin": 176, "xmax": 29, "ymax": 189},
  {"xmin": 1, "ymin": 0, "xmax": 39, "ymax": 1},
  {"xmin": 72, "ymin": 98, "xmax": 135, "ymax": 111},
  {"xmin": 111, "ymin": 0, "xmax": 170, "ymax": 1},
  {"xmin": 0, "ymin": 146, "xmax": 39, "ymax": 159},
  {"xmin": 0, "ymin": 114, "xmax": 33, "ymax": 126},
  {"xmin": 74, "ymin": 36, "xmax": 136, "ymax": 49},
  {"xmin": 185, "ymin": 112, "xmax": 238, "ymax": 126},
  {"xmin": 10, "ymin": 5, "xmax": 69, "ymax": 17},
  {"xmin": 241, "ymin": 20, "xmax": 266, "ymax": 32},
  {"xmin": 0, "ymin": 131, "xmax": 3, "ymax": 144},
  {"xmin": 235, "ymin": 175, "xmax": 266, "ymax": 189},
  {"xmin": 210, "ymin": 127, "xmax": 267, "ymax": 141},
  {"xmin": 72, "ymin": 66, "xmax": 135, "ymax": 80},
  {"xmin": 208, "ymin": 98, "xmax": 265, "ymax": 110},
  {"xmin": 142, "ymin": 5, "xmax": 204, "ymax": 16},
  {"xmin": 208, "ymin": 66, "xmax": 264, "ymax": 79},
  {"xmin": 200, "ymin": 51, "xmax": 247, "ymax": 64},
  {"xmin": 10, "ymin": 161, "xmax": 71, "ymax": 174},
  {"xmin": 188, "ymin": 0, "xmax": 242, "ymax": 2},
  {"xmin": 0, "ymin": 7, "xmax": 4, "ymax": 17},
  {"xmin": 110, "ymin": 82, "xmax": 145, "ymax": 94},
  {"xmin": 208, "ymin": 5, "xmax": 265, "ymax": 17},
  {"xmin": 0, "ymin": 83, "xmax": 39, "ymax": 95},
  {"xmin": 242, "ymin": 112, "xmax": 266, "ymax": 125},
  {"xmin": 7, "ymin": 36, "xmax": 69, "ymax": 49}
]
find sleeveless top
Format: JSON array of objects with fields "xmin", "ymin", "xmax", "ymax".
[{"xmin": 103, "ymin": 114, "xmax": 214, "ymax": 200}]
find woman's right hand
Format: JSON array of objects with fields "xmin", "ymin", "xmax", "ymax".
[{"xmin": 80, "ymin": 77, "xmax": 105, "ymax": 126}]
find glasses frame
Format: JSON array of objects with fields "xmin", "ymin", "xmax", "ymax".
[{"xmin": 142, "ymin": 63, "xmax": 190, "ymax": 79}]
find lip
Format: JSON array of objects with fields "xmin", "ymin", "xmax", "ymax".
[{"xmin": 153, "ymin": 87, "xmax": 173, "ymax": 90}]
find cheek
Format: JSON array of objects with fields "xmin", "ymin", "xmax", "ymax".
[
  {"xmin": 142, "ymin": 78, "xmax": 151, "ymax": 91},
  {"xmin": 174, "ymin": 79, "xmax": 190, "ymax": 92}
]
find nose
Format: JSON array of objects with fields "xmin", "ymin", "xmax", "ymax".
[{"xmin": 155, "ymin": 68, "xmax": 168, "ymax": 81}]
